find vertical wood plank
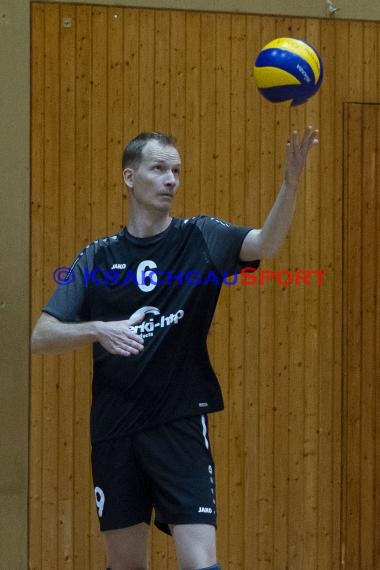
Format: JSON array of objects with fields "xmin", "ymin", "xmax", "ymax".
[
  {"xmin": 271, "ymin": 16, "xmax": 292, "ymax": 569},
  {"xmin": 244, "ymin": 13, "xmax": 262, "ymax": 569},
  {"xmin": 319, "ymin": 18, "xmax": 339, "ymax": 570},
  {"xmin": 228, "ymin": 14, "xmax": 247, "ymax": 570},
  {"xmin": 107, "ymin": 7, "xmax": 124, "ymax": 236},
  {"xmin": 58, "ymin": 4, "xmax": 76, "ymax": 568},
  {"xmin": 90, "ymin": 5, "xmax": 108, "ymax": 240},
  {"xmin": 257, "ymin": 16, "xmax": 276, "ymax": 570},
  {"xmin": 41, "ymin": 5, "xmax": 61, "ymax": 568},
  {"xmin": 303, "ymin": 18, "xmax": 321, "ymax": 570},
  {"xmin": 376, "ymin": 107, "xmax": 380, "ymax": 569},
  {"xmin": 348, "ymin": 22, "xmax": 364, "ymax": 101},
  {"xmin": 30, "ymin": 4, "xmax": 45, "ymax": 568},
  {"xmin": 168, "ymin": 10, "xmax": 186, "ymax": 220},
  {"xmin": 343, "ymin": 103, "xmax": 363, "ymax": 570},
  {"xmin": 360, "ymin": 105, "xmax": 377, "ymax": 570},
  {"xmin": 123, "ymin": 8, "xmax": 139, "ymax": 142},
  {"xmin": 333, "ymin": 21, "xmax": 348, "ymax": 570},
  {"xmin": 363, "ymin": 23, "xmax": 378, "ymax": 103},
  {"xmin": 199, "ymin": 12, "xmax": 216, "ymax": 216},
  {"xmin": 72, "ymin": 7, "xmax": 94, "ymax": 570},
  {"xmin": 183, "ymin": 12, "xmax": 201, "ymax": 218},
  {"xmin": 138, "ymin": 10, "xmax": 155, "ymax": 130},
  {"xmin": 343, "ymin": 103, "xmax": 380, "ymax": 570},
  {"xmin": 154, "ymin": 10, "xmax": 170, "ymax": 131},
  {"xmin": 212, "ymin": 12, "xmax": 232, "ymax": 568},
  {"xmin": 122, "ymin": 8, "xmax": 140, "ymax": 223}
]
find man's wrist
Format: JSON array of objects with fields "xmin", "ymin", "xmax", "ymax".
[
  {"xmin": 283, "ymin": 177, "xmax": 299, "ymax": 192},
  {"xmin": 85, "ymin": 320, "xmax": 101, "ymax": 343}
]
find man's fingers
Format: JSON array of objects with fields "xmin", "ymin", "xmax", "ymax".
[
  {"xmin": 96, "ymin": 318, "xmax": 146, "ymax": 357},
  {"xmin": 289, "ymin": 126, "xmax": 318, "ymax": 151},
  {"xmin": 301, "ymin": 126, "xmax": 319, "ymax": 150},
  {"xmin": 107, "ymin": 335, "xmax": 144, "ymax": 355}
]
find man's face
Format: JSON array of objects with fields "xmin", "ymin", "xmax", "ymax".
[{"xmin": 124, "ymin": 140, "xmax": 181, "ymax": 212}]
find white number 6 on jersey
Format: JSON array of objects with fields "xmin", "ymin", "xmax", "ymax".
[{"xmin": 137, "ymin": 259, "xmax": 158, "ymax": 293}]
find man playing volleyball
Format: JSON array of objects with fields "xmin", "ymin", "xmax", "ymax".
[{"xmin": 31, "ymin": 126, "xmax": 318, "ymax": 570}]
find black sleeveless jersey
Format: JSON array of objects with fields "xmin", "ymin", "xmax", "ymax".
[{"xmin": 44, "ymin": 216, "xmax": 259, "ymax": 442}]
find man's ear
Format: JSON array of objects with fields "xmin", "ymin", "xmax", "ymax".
[{"xmin": 123, "ymin": 167, "xmax": 134, "ymax": 188}]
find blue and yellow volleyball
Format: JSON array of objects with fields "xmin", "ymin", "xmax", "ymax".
[{"xmin": 253, "ymin": 37, "xmax": 323, "ymax": 106}]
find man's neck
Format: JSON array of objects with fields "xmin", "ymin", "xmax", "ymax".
[{"xmin": 126, "ymin": 212, "xmax": 173, "ymax": 238}]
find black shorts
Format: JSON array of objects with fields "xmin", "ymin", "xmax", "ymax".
[{"xmin": 91, "ymin": 415, "xmax": 217, "ymax": 535}]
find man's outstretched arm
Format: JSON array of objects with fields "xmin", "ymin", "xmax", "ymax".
[{"xmin": 240, "ymin": 126, "xmax": 318, "ymax": 261}]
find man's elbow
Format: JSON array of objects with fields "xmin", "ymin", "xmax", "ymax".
[
  {"xmin": 240, "ymin": 229, "xmax": 282, "ymax": 261},
  {"xmin": 30, "ymin": 314, "xmax": 55, "ymax": 354},
  {"xmin": 241, "ymin": 240, "xmax": 280, "ymax": 261},
  {"xmin": 258, "ymin": 244, "xmax": 281, "ymax": 259},
  {"xmin": 31, "ymin": 326, "xmax": 46, "ymax": 353}
]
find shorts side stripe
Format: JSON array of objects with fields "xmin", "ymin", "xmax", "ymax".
[{"xmin": 201, "ymin": 414, "xmax": 209, "ymax": 449}]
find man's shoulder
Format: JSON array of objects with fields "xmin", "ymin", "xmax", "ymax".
[
  {"xmin": 173, "ymin": 215, "xmax": 233, "ymax": 233},
  {"xmin": 83, "ymin": 228, "xmax": 126, "ymax": 252},
  {"xmin": 173, "ymin": 215, "xmax": 211, "ymax": 230},
  {"xmin": 70, "ymin": 229, "xmax": 126, "ymax": 270}
]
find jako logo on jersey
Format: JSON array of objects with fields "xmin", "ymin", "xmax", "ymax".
[
  {"xmin": 128, "ymin": 306, "xmax": 184, "ymax": 339},
  {"xmin": 110, "ymin": 263, "xmax": 127, "ymax": 270},
  {"xmin": 198, "ymin": 507, "xmax": 213, "ymax": 513}
]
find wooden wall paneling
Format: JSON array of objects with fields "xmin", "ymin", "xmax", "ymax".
[
  {"xmin": 42, "ymin": 6, "xmax": 61, "ymax": 569},
  {"xmin": 378, "ymin": 26, "xmax": 380, "ymax": 102},
  {"xmin": 257, "ymin": 15, "xmax": 281, "ymax": 569},
  {"xmin": 303, "ymin": 17, "xmax": 322, "ymax": 570},
  {"xmin": 123, "ymin": 7, "xmax": 140, "ymax": 142},
  {"xmin": 58, "ymin": 4, "xmax": 77, "ymax": 567},
  {"xmin": 154, "ymin": 9, "xmax": 170, "ymax": 131},
  {"xmin": 319, "ymin": 18, "xmax": 339, "ymax": 570},
  {"xmin": 360, "ymin": 104, "xmax": 377, "ymax": 570},
  {"xmin": 183, "ymin": 12, "xmax": 201, "ymax": 218},
  {"xmin": 332, "ymin": 21, "xmax": 347, "ymax": 570},
  {"xmin": 138, "ymin": 10, "xmax": 155, "ymax": 131},
  {"xmin": 107, "ymin": 6, "xmax": 124, "ymax": 235},
  {"xmin": 243, "ymin": 14, "xmax": 262, "ymax": 569},
  {"xmin": 376, "ymin": 108, "xmax": 380, "ymax": 568},
  {"xmin": 285, "ymin": 20, "xmax": 307, "ymax": 570},
  {"xmin": 122, "ymin": 8, "xmax": 139, "ymax": 223},
  {"xmin": 76, "ymin": 5, "xmax": 95, "ymax": 249},
  {"xmin": 270, "ymin": 16, "xmax": 293, "ymax": 568},
  {"xmin": 349, "ymin": 22, "xmax": 364, "ymax": 102},
  {"xmin": 91, "ymin": 5, "xmax": 108, "ymax": 240},
  {"xmin": 343, "ymin": 102, "xmax": 380, "ymax": 570},
  {"xmin": 212, "ymin": 12, "xmax": 232, "ymax": 567},
  {"xmin": 30, "ymin": 4, "xmax": 45, "ymax": 568},
  {"xmin": 199, "ymin": 12, "xmax": 216, "ymax": 216},
  {"xmin": 363, "ymin": 23, "xmax": 378, "ymax": 103},
  {"xmin": 271, "ymin": 120, "xmax": 290, "ymax": 569},
  {"xmin": 341, "ymin": 101, "xmax": 349, "ymax": 570},
  {"xmin": 228, "ymin": 14, "xmax": 247, "ymax": 569},
  {"xmin": 343, "ymin": 102, "xmax": 363, "ymax": 570},
  {"xmin": 71, "ymin": 6, "xmax": 95, "ymax": 568},
  {"xmin": 168, "ymin": 10, "xmax": 186, "ymax": 219}
]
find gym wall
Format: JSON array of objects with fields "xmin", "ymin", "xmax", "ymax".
[{"xmin": 1, "ymin": 0, "xmax": 380, "ymax": 567}]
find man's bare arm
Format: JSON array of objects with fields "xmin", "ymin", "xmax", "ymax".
[
  {"xmin": 240, "ymin": 126, "xmax": 318, "ymax": 261},
  {"xmin": 31, "ymin": 312, "xmax": 144, "ymax": 357}
]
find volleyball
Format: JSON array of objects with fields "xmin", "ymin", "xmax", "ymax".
[{"xmin": 253, "ymin": 37, "xmax": 323, "ymax": 106}]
